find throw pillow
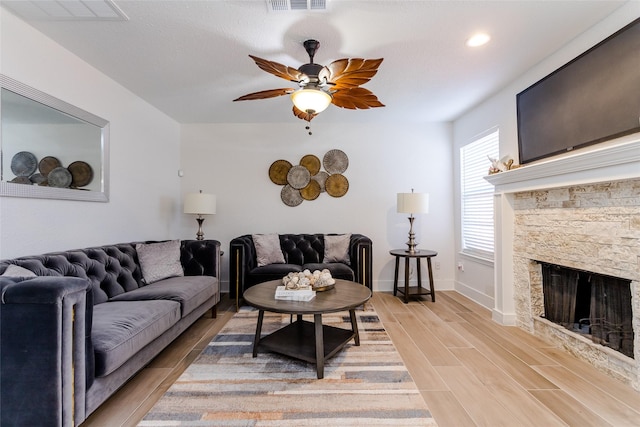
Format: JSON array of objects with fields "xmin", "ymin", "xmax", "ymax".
[
  {"xmin": 1, "ymin": 264, "xmax": 37, "ymax": 278},
  {"xmin": 323, "ymin": 234, "xmax": 352, "ymax": 263},
  {"xmin": 252, "ymin": 234, "xmax": 285, "ymax": 267},
  {"xmin": 136, "ymin": 240, "xmax": 184, "ymax": 284}
]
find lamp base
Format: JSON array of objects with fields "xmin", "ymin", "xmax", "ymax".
[
  {"xmin": 405, "ymin": 242, "xmax": 420, "ymax": 254},
  {"xmin": 195, "ymin": 216, "xmax": 205, "ymax": 241},
  {"xmin": 405, "ymin": 215, "xmax": 419, "ymax": 254}
]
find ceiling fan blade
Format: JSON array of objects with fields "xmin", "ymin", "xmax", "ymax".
[
  {"xmin": 233, "ymin": 88, "xmax": 294, "ymax": 101},
  {"xmin": 331, "ymin": 87, "xmax": 385, "ymax": 110},
  {"xmin": 293, "ymin": 105, "xmax": 317, "ymax": 122},
  {"xmin": 249, "ymin": 55, "xmax": 306, "ymax": 83},
  {"xmin": 320, "ymin": 58, "xmax": 384, "ymax": 89}
]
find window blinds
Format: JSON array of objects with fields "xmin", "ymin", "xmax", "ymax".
[{"xmin": 460, "ymin": 130, "xmax": 499, "ymax": 260}]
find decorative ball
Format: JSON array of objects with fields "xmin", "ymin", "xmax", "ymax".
[{"xmin": 281, "ymin": 269, "xmax": 334, "ymax": 290}]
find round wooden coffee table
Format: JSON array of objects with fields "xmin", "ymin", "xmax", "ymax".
[{"xmin": 243, "ymin": 279, "xmax": 372, "ymax": 379}]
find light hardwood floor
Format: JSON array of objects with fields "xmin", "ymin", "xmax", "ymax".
[{"xmin": 82, "ymin": 291, "xmax": 640, "ymax": 426}]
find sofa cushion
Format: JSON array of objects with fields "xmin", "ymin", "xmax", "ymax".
[
  {"xmin": 323, "ymin": 234, "xmax": 352, "ymax": 263},
  {"xmin": 252, "ymin": 234, "xmax": 285, "ymax": 267},
  {"xmin": 280, "ymin": 234, "xmax": 323, "ymax": 265},
  {"xmin": 91, "ymin": 300, "xmax": 180, "ymax": 377},
  {"xmin": 1, "ymin": 264, "xmax": 37, "ymax": 278},
  {"xmin": 303, "ymin": 263, "xmax": 355, "ymax": 281},
  {"xmin": 109, "ymin": 275, "xmax": 217, "ymax": 317},
  {"xmin": 136, "ymin": 240, "xmax": 184, "ymax": 284}
]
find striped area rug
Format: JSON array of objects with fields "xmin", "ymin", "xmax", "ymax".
[{"xmin": 140, "ymin": 303, "xmax": 436, "ymax": 426}]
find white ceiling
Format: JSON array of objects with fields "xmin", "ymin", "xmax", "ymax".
[{"xmin": 1, "ymin": 0, "xmax": 629, "ymax": 124}]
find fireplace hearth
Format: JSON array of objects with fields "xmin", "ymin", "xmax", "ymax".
[{"xmin": 540, "ymin": 262, "xmax": 633, "ymax": 358}]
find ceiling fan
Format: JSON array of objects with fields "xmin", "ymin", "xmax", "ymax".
[{"xmin": 233, "ymin": 39, "xmax": 384, "ymax": 122}]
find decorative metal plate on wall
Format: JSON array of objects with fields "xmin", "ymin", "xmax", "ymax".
[
  {"xmin": 269, "ymin": 150, "xmax": 349, "ymax": 206},
  {"xmin": 300, "ymin": 180, "xmax": 321, "ymax": 200},
  {"xmin": 323, "ymin": 149, "xmax": 349, "ymax": 174},
  {"xmin": 325, "ymin": 174, "xmax": 349, "ymax": 197},
  {"xmin": 10, "ymin": 152, "xmax": 37, "ymax": 177},
  {"xmin": 300, "ymin": 154, "xmax": 321, "ymax": 176},
  {"xmin": 38, "ymin": 156, "xmax": 61, "ymax": 175},
  {"xmin": 281, "ymin": 184, "xmax": 304, "ymax": 207},
  {"xmin": 68, "ymin": 161, "xmax": 93, "ymax": 187},
  {"xmin": 48, "ymin": 167, "xmax": 73, "ymax": 188},
  {"xmin": 312, "ymin": 171, "xmax": 329, "ymax": 192},
  {"xmin": 269, "ymin": 159, "xmax": 292, "ymax": 185},
  {"xmin": 9, "ymin": 152, "xmax": 94, "ymax": 189},
  {"xmin": 286, "ymin": 165, "xmax": 311, "ymax": 189}
]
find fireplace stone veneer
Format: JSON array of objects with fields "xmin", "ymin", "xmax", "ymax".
[{"xmin": 513, "ymin": 178, "xmax": 640, "ymax": 388}]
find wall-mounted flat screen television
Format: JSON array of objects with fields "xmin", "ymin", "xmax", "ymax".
[{"xmin": 517, "ymin": 18, "xmax": 640, "ymax": 164}]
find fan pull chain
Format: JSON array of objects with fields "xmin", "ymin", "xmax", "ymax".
[{"xmin": 305, "ymin": 125, "xmax": 312, "ymax": 136}]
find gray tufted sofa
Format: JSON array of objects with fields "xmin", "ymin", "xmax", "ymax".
[
  {"xmin": 229, "ymin": 233, "xmax": 372, "ymax": 308},
  {"xmin": 0, "ymin": 239, "xmax": 220, "ymax": 427}
]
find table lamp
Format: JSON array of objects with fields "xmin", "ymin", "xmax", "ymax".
[
  {"xmin": 184, "ymin": 190, "xmax": 216, "ymax": 240},
  {"xmin": 397, "ymin": 189, "xmax": 429, "ymax": 253}
]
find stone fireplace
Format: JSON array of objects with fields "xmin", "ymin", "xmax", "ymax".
[{"xmin": 486, "ymin": 135, "xmax": 640, "ymax": 390}]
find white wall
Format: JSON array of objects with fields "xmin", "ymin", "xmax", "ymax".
[
  {"xmin": 452, "ymin": 3, "xmax": 639, "ymax": 311},
  {"xmin": 0, "ymin": 11, "xmax": 181, "ymax": 258},
  {"xmin": 180, "ymin": 122, "xmax": 455, "ymax": 292}
]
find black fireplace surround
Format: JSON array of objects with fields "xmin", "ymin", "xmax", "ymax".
[{"xmin": 540, "ymin": 262, "xmax": 633, "ymax": 358}]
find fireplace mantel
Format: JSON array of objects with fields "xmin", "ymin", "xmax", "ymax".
[{"xmin": 485, "ymin": 134, "xmax": 640, "ymax": 194}]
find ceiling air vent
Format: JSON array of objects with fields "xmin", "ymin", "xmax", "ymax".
[
  {"xmin": 267, "ymin": 0, "xmax": 326, "ymax": 12},
  {"xmin": 0, "ymin": 0, "xmax": 128, "ymax": 21}
]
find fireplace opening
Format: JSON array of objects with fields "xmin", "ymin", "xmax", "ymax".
[{"xmin": 540, "ymin": 262, "xmax": 634, "ymax": 358}]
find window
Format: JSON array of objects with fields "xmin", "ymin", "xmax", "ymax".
[{"xmin": 460, "ymin": 129, "xmax": 499, "ymax": 260}]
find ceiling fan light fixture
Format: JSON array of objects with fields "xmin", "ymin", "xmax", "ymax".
[
  {"xmin": 234, "ymin": 39, "xmax": 383, "ymax": 123},
  {"xmin": 291, "ymin": 88, "xmax": 332, "ymax": 114}
]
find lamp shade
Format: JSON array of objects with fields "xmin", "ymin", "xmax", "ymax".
[
  {"xmin": 397, "ymin": 192, "xmax": 429, "ymax": 214},
  {"xmin": 290, "ymin": 88, "xmax": 332, "ymax": 114},
  {"xmin": 184, "ymin": 192, "xmax": 216, "ymax": 215}
]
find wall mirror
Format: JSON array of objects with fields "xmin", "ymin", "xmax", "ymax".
[{"xmin": 1, "ymin": 74, "xmax": 109, "ymax": 202}]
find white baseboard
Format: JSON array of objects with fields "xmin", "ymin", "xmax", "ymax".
[
  {"xmin": 454, "ymin": 281, "xmax": 494, "ymax": 309},
  {"xmin": 491, "ymin": 309, "xmax": 517, "ymax": 326},
  {"xmin": 454, "ymin": 281, "xmax": 517, "ymax": 325}
]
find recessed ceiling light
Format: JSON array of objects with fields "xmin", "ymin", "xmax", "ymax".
[{"xmin": 466, "ymin": 33, "xmax": 491, "ymax": 47}]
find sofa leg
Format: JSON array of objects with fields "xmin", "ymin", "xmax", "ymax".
[{"xmin": 211, "ymin": 305, "xmax": 217, "ymax": 318}]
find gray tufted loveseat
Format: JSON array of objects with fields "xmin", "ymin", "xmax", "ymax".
[
  {"xmin": 229, "ymin": 233, "xmax": 372, "ymax": 308},
  {"xmin": 0, "ymin": 239, "xmax": 220, "ymax": 427}
]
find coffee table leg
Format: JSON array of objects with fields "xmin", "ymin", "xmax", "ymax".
[
  {"xmin": 252, "ymin": 310, "xmax": 264, "ymax": 357},
  {"xmin": 349, "ymin": 309, "xmax": 360, "ymax": 346},
  {"xmin": 314, "ymin": 313, "xmax": 324, "ymax": 379}
]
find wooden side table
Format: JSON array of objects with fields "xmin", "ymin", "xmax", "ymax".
[{"xmin": 390, "ymin": 249, "xmax": 438, "ymax": 303}]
